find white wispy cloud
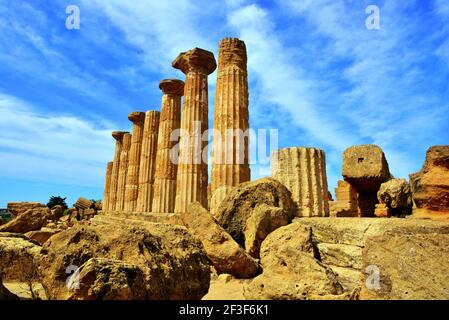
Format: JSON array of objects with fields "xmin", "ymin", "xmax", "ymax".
[{"xmin": 0, "ymin": 93, "xmax": 113, "ymax": 187}]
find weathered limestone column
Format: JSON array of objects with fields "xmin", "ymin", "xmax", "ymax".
[
  {"xmin": 116, "ymin": 133, "xmax": 132, "ymax": 212},
  {"xmin": 271, "ymin": 147, "xmax": 330, "ymax": 217},
  {"xmin": 151, "ymin": 79, "xmax": 184, "ymax": 213},
  {"xmin": 102, "ymin": 161, "xmax": 113, "ymax": 212},
  {"xmin": 109, "ymin": 131, "xmax": 127, "ymax": 212},
  {"xmin": 124, "ymin": 112, "xmax": 145, "ymax": 212},
  {"xmin": 211, "ymin": 38, "xmax": 250, "ymax": 199},
  {"xmin": 172, "ymin": 48, "xmax": 216, "ymax": 213},
  {"xmin": 136, "ymin": 110, "xmax": 160, "ymax": 212}
]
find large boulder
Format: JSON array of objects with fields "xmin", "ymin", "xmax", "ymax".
[
  {"xmin": 377, "ymin": 178, "xmax": 412, "ymax": 215},
  {"xmin": 7, "ymin": 202, "xmax": 46, "ymax": 217},
  {"xmin": 25, "ymin": 228, "xmax": 61, "ymax": 245},
  {"xmin": 39, "ymin": 221, "xmax": 210, "ymax": 300},
  {"xmin": 410, "ymin": 146, "xmax": 449, "ymax": 220},
  {"xmin": 0, "ymin": 233, "xmax": 43, "ymax": 282},
  {"xmin": 214, "ymin": 178, "xmax": 295, "ymax": 248},
  {"xmin": 67, "ymin": 258, "xmax": 147, "ymax": 300},
  {"xmin": 0, "ymin": 207, "xmax": 52, "ymax": 234},
  {"xmin": 342, "ymin": 144, "xmax": 390, "ymax": 193},
  {"xmin": 243, "ymin": 223, "xmax": 346, "ymax": 300},
  {"xmin": 244, "ymin": 204, "xmax": 292, "ymax": 258},
  {"xmin": 182, "ymin": 202, "xmax": 259, "ymax": 279}
]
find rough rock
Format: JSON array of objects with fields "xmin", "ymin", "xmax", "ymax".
[
  {"xmin": 210, "ymin": 185, "xmax": 233, "ymax": 218},
  {"xmin": 377, "ymin": 178, "xmax": 412, "ymax": 215},
  {"xmin": 361, "ymin": 233, "xmax": 449, "ymax": 300},
  {"xmin": 25, "ymin": 228, "xmax": 61, "ymax": 245},
  {"xmin": 0, "ymin": 232, "xmax": 43, "ymax": 282},
  {"xmin": 215, "ymin": 177, "xmax": 295, "ymax": 246},
  {"xmin": 244, "ymin": 203, "xmax": 291, "ymax": 258},
  {"xmin": 68, "ymin": 258, "xmax": 147, "ymax": 300},
  {"xmin": 0, "ymin": 207, "xmax": 52, "ymax": 234},
  {"xmin": 7, "ymin": 202, "xmax": 46, "ymax": 217},
  {"xmin": 374, "ymin": 203, "xmax": 391, "ymax": 218},
  {"xmin": 0, "ymin": 275, "xmax": 20, "ymax": 300},
  {"xmin": 342, "ymin": 144, "xmax": 390, "ymax": 193},
  {"xmin": 182, "ymin": 202, "xmax": 259, "ymax": 279},
  {"xmin": 202, "ymin": 273, "xmax": 249, "ymax": 300},
  {"xmin": 39, "ymin": 221, "xmax": 210, "ymax": 300},
  {"xmin": 410, "ymin": 145, "xmax": 449, "ymax": 220},
  {"xmin": 294, "ymin": 217, "xmax": 449, "ymax": 299},
  {"xmin": 259, "ymin": 223, "xmax": 315, "ymax": 259},
  {"xmin": 243, "ymin": 223, "xmax": 346, "ymax": 299}
]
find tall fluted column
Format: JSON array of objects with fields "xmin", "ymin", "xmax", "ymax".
[
  {"xmin": 172, "ymin": 48, "xmax": 216, "ymax": 213},
  {"xmin": 152, "ymin": 79, "xmax": 184, "ymax": 213},
  {"xmin": 109, "ymin": 131, "xmax": 127, "ymax": 211},
  {"xmin": 211, "ymin": 38, "xmax": 250, "ymax": 198},
  {"xmin": 102, "ymin": 161, "xmax": 113, "ymax": 212},
  {"xmin": 136, "ymin": 110, "xmax": 160, "ymax": 212},
  {"xmin": 124, "ymin": 112, "xmax": 145, "ymax": 212},
  {"xmin": 116, "ymin": 133, "xmax": 132, "ymax": 212},
  {"xmin": 271, "ymin": 147, "xmax": 330, "ymax": 217}
]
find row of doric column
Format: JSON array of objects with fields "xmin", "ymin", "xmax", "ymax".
[{"xmin": 102, "ymin": 38, "xmax": 251, "ymax": 213}]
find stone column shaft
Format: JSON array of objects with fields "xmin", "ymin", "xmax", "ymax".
[
  {"xmin": 271, "ymin": 147, "xmax": 330, "ymax": 217},
  {"xmin": 102, "ymin": 161, "xmax": 113, "ymax": 212},
  {"xmin": 136, "ymin": 110, "xmax": 160, "ymax": 212},
  {"xmin": 124, "ymin": 112, "xmax": 145, "ymax": 212},
  {"xmin": 116, "ymin": 133, "xmax": 132, "ymax": 212},
  {"xmin": 109, "ymin": 131, "xmax": 127, "ymax": 212},
  {"xmin": 152, "ymin": 79, "xmax": 184, "ymax": 213},
  {"xmin": 172, "ymin": 48, "xmax": 216, "ymax": 213},
  {"xmin": 211, "ymin": 38, "xmax": 250, "ymax": 196}
]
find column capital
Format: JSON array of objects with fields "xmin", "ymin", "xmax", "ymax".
[
  {"xmin": 112, "ymin": 131, "xmax": 128, "ymax": 141},
  {"xmin": 172, "ymin": 47, "xmax": 216, "ymax": 75},
  {"xmin": 128, "ymin": 111, "xmax": 145, "ymax": 124},
  {"xmin": 159, "ymin": 79, "xmax": 185, "ymax": 96}
]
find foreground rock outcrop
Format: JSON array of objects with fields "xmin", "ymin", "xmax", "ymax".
[
  {"xmin": 39, "ymin": 221, "xmax": 211, "ymax": 300},
  {"xmin": 68, "ymin": 258, "xmax": 147, "ymax": 300},
  {"xmin": 295, "ymin": 217, "xmax": 449, "ymax": 299},
  {"xmin": 182, "ymin": 203, "xmax": 259, "ymax": 279},
  {"xmin": 214, "ymin": 178, "xmax": 295, "ymax": 248},
  {"xmin": 410, "ymin": 145, "xmax": 449, "ymax": 220},
  {"xmin": 243, "ymin": 223, "xmax": 347, "ymax": 300},
  {"xmin": 0, "ymin": 233, "xmax": 43, "ymax": 282}
]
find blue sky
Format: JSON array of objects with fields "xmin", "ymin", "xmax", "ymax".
[{"xmin": 0, "ymin": 0, "xmax": 448, "ymax": 208}]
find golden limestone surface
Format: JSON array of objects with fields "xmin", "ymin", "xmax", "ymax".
[
  {"xmin": 136, "ymin": 110, "xmax": 160, "ymax": 212},
  {"xmin": 211, "ymin": 38, "xmax": 250, "ymax": 199},
  {"xmin": 124, "ymin": 112, "xmax": 145, "ymax": 212},
  {"xmin": 152, "ymin": 79, "xmax": 184, "ymax": 213},
  {"xmin": 102, "ymin": 161, "xmax": 113, "ymax": 212},
  {"xmin": 116, "ymin": 133, "xmax": 132, "ymax": 212},
  {"xmin": 271, "ymin": 147, "xmax": 330, "ymax": 217},
  {"xmin": 108, "ymin": 131, "xmax": 127, "ymax": 212},
  {"xmin": 173, "ymin": 48, "xmax": 217, "ymax": 213}
]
